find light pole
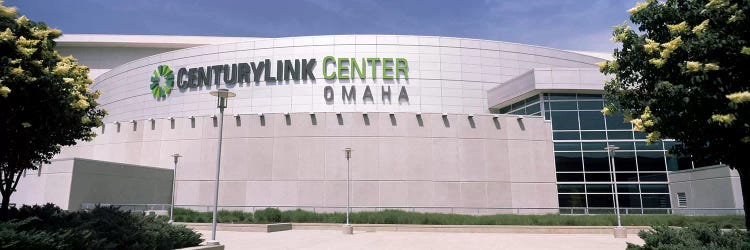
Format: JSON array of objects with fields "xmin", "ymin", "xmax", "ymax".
[
  {"xmin": 343, "ymin": 148, "xmax": 353, "ymax": 234},
  {"xmin": 605, "ymin": 145, "xmax": 624, "ymax": 237},
  {"xmin": 169, "ymin": 153, "xmax": 181, "ymax": 224},
  {"xmin": 207, "ymin": 89, "xmax": 235, "ymax": 245}
]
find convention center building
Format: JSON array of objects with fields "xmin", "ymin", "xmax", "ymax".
[{"xmin": 13, "ymin": 34, "xmax": 742, "ymax": 215}]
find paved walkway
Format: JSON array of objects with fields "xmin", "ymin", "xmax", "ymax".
[{"xmin": 197, "ymin": 230, "xmax": 645, "ymax": 250}]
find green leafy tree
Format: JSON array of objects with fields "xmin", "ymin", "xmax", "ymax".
[
  {"xmin": 601, "ymin": 0, "xmax": 750, "ymax": 225},
  {"xmin": 0, "ymin": 1, "xmax": 106, "ymax": 218}
]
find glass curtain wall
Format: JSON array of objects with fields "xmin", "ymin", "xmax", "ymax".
[{"xmin": 495, "ymin": 93, "xmax": 694, "ymax": 213}]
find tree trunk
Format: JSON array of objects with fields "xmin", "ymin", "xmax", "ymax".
[
  {"xmin": 737, "ymin": 167, "xmax": 750, "ymax": 229},
  {"xmin": 0, "ymin": 192, "xmax": 10, "ymax": 220}
]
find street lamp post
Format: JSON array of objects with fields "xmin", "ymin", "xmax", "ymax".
[
  {"xmin": 207, "ymin": 89, "xmax": 235, "ymax": 245},
  {"xmin": 605, "ymin": 145, "xmax": 625, "ymax": 238},
  {"xmin": 169, "ymin": 153, "xmax": 182, "ymax": 224},
  {"xmin": 343, "ymin": 148, "xmax": 353, "ymax": 235}
]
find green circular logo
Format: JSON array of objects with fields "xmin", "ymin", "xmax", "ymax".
[{"xmin": 150, "ymin": 65, "xmax": 174, "ymax": 98}]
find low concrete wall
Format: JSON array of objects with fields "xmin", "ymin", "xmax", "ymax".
[
  {"xmin": 181, "ymin": 223, "xmax": 292, "ymax": 233},
  {"xmin": 182, "ymin": 223, "xmax": 649, "ymax": 235},
  {"xmin": 668, "ymin": 165, "xmax": 744, "ymax": 215},
  {"xmin": 177, "ymin": 245, "xmax": 224, "ymax": 250},
  {"xmin": 12, "ymin": 158, "xmax": 172, "ymax": 210}
]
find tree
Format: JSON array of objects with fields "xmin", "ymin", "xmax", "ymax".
[
  {"xmin": 601, "ymin": 0, "xmax": 750, "ymax": 226},
  {"xmin": 0, "ymin": 1, "xmax": 106, "ymax": 218}
]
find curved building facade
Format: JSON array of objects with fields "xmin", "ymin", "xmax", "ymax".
[{"xmin": 14, "ymin": 34, "xmax": 680, "ymax": 214}]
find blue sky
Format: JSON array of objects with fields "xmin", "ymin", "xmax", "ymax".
[{"xmin": 7, "ymin": 0, "xmax": 637, "ymax": 52}]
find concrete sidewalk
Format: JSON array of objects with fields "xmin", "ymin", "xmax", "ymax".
[{"xmin": 196, "ymin": 229, "xmax": 645, "ymax": 250}]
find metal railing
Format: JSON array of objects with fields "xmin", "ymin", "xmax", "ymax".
[{"xmin": 80, "ymin": 203, "xmax": 744, "ymax": 216}]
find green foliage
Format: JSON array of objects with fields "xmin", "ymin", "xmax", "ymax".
[
  {"xmin": 603, "ymin": 0, "xmax": 749, "ymax": 167},
  {"xmin": 627, "ymin": 225, "xmax": 750, "ymax": 250},
  {"xmin": 254, "ymin": 208, "xmax": 283, "ymax": 223},
  {"xmin": 173, "ymin": 208, "xmax": 745, "ymax": 228},
  {"xmin": 605, "ymin": 0, "xmax": 750, "ymax": 227},
  {"xmin": 0, "ymin": 1, "xmax": 106, "ymax": 214},
  {"xmin": 0, "ymin": 204, "xmax": 201, "ymax": 250}
]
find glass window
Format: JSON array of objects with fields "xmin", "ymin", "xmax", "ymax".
[
  {"xmin": 618, "ymin": 194, "xmax": 642, "ymax": 208},
  {"xmin": 615, "ymin": 172, "xmax": 639, "ymax": 182},
  {"xmin": 610, "ymin": 142, "xmax": 635, "ymax": 150},
  {"xmin": 581, "ymin": 131, "xmax": 607, "ymax": 140},
  {"xmin": 555, "ymin": 152, "xmax": 583, "ymax": 172},
  {"xmin": 607, "ymin": 131, "xmax": 634, "ymax": 140},
  {"xmin": 636, "ymin": 141, "xmax": 663, "ymax": 150},
  {"xmin": 634, "ymin": 131, "xmax": 648, "ymax": 139},
  {"xmin": 639, "ymin": 173, "xmax": 668, "ymax": 182},
  {"xmin": 526, "ymin": 103, "xmax": 541, "ymax": 114},
  {"xmin": 640, "ymin": 184, "xmax": 669, "ymax": 193},
  {"xmin": 586, "ymin": 184, "xmax": 612, "ymax": 193},
  {"xmin": 583, "ymin": 152, "xmax": 610, "ymax": 171},
  {"xmin": 553, "ymin": 131, "xmax": 580, "ymax": 140},
  {"xmin": 510, "ymin": 100, "xmax": 525, "ymax": 111},
  {"xmin": 557, "ymin": 173, "xmax": 584, "ymax": 182},
  {"xmin": 582, "ymin": 142, "xmax": 608, "ymax": 151},
  {"xmin": 558, "ymin": 184, "xmax": 585, "ymax": 193},
  {"xmin": 585, "ymin": 173, "xmax": 612, "ymax": 182},
  {"xmin": 550, "ymin": 93, "xmax": 577, "ymax": 100},
  {"xmin": 613, "ymin": 151, "xmax": 637, "ymax": 171},
  {"xmin": 525, "ymin": 95, "xmax": 540, "ymax": 103},
  {"xmin": 579, "ymin": 111, "xmax": 605, "ymax": 130},
  {"xmin": 551, "ymin": 111, "xmax": 579, "ymax": 130},
  {"xmin": 544, "ymin": 111, "xmax": 551, "ymax": 120},
  {"xmin": 617, "ymin": 184, "xmax": 640, "ymax": 193},
  {"xmin": 587, "ymin": 194, "xmax": 614, "ymax": 207},
  {"xmin": 605, "ymin": 112, "xmax": 632, "ymax": 130},
  {"xmin": 642, "ymin": 194, "xmax": 671, "ymax": 208},
  {"xmin": 637, "ymin": 151, "xmax": 666, "ymax": 171},
  {"xmin": 554, "ymin": 142, "xmax": 581, "ymax": 151},
  {"xmin": 578, "ymin": 101, "xmax": 603, "ymax": 110},
  {"xmin": 666, "ymin": 155, "xmax": 693, "ymax": 171},
  {"xmin": 558, "ymin": 194, "xmax": 587, "ymax": 207},
  {"xmin": 498, "ymin": 106, "xmax": 511, "ymax": 114},
  {"xmin": 577, "ymin": 94, "xmax": 603, "ymax": 100},
  {"xmin": 550, "ymin": 101, "xmax": 578, "ymax": 111}
]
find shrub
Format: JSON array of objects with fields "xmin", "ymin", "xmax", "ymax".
[
  {"xmin": 171, "ymin": 208, "xmax": 745, "ymax": 229},
  {"xmin": 0, "ymin": 204, "xmax": 201, "ymax": 250},
  {"xmin": 254, "ymin": 208, "xmax": 282, "ymax": 223},
  {"xmin": 627, "ymin": 225, "xmax": 750, "ymax": 250}
]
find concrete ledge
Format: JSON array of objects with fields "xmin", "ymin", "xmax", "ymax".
[
  {"xmin": 177, "ymin": 244, "xmax": 224, "ymax": 250},
  {"xmin": 182, "ymin": 223, "xmax": 649, "ymax": 234},
  {"xmin": 293, "ymin": 223, "xmax": 649, "ymax": 235},
  {"xmin": 179, "ymin": 223, "xmax": 292, "ymax": 233},
  {"xmin": 267, "ymin": 223, "xmax": 292, "ymax": 232}
]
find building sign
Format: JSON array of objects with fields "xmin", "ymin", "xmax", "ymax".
[{"xmin": 151, "ymin": 56, "xmax": 409, "ymax": 104}]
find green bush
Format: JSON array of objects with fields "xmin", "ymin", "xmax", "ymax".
[
  {"xmin": 627, "ymin": 225, "xmax": 750, "ymax": 250},
  {"xmin": 254, "ymin": 208, "xmax": 282, "ymax": 223},
  {"xmin": 172, "ymin": 207, "xmax": 745, "ymax": 229},
  {"xmin": 0, "ymin": 204, "xmax": 201, "ymax": 250}
]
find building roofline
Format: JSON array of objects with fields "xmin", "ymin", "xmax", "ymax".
[{"xmin": 56, "ymin": 34, "xmax": 263, "ymax": 48}]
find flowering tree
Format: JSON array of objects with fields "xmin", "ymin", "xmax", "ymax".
[
  {"xmin": 601, "ymin": 0, "xmax": 749, "ymax": 226},
  {"xmin": 0, "ymin": 2, "xmax": 106, "ymax": 218}
]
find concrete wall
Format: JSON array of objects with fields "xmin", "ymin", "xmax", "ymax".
[
  {"xmin": 12, "ymin": 159, "xmax": 75, "ymax": 209},
  {"xmin": 68, "ymin": 158, "xmax": 173, "ymax": 210},
  {"xmin": 668, "ymin": 165, "xmax": 744, "ymax": 215},
  {"xmin": 12, "ymin": 158, "xmax": 172, "ymax": 210},
  {"xmin": 48, "ymin": 113, "xmax": 558, "ymax": 213},
  {"xmin": 91, "ymin": 35, "xmax": 601, "ymax": 122}
]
